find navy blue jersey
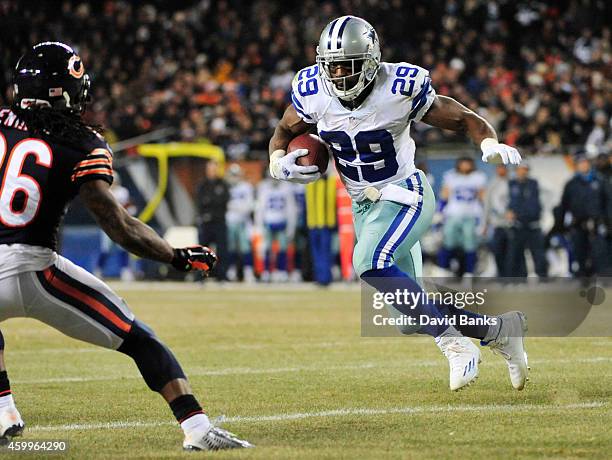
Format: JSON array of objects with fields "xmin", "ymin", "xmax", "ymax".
[{"xmin": 0, "ymin": 108, "xmax": 113, "ymax": 250}]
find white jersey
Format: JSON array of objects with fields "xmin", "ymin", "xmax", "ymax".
[
  {"xmin": 291, "ymin": 62, "xmax": 436, "ymax": 201},
  {"xmin": 255, "ymin": 180, "xmax": 296, "ymax": 232},
  {"xmin": 226, "ymin": 181, "xmax": 254, "ymax": 225},
  {"xmin": 442, "ymin": 170, "xmax": 487, "ymax": 218}
]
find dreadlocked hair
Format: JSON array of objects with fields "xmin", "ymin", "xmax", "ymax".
[{"xmin": 11, "ymin": 105, "xmax": 104, "ymax": 149}]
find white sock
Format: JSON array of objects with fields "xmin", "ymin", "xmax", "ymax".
[
  {"xmin": 0, "ymin": 393, "xmax": 16, "ymax": 411},
  {"xmin": 181, "ymin": 413, "xmax": 211, "ymax": 436}
]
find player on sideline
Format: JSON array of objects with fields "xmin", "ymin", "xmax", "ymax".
[
  {"xmin": 269, "ymin": 16, "xmax": 528, "ymax": 391},
  {"xmin": 0, "ymin": 42, "xmax": 252, "ymax": 450}
]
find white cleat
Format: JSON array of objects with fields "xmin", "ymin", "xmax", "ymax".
[
  {"xmin": 183, "ymin": 425, "xmax": 254, "ymax": 451},
  {"xmin": 436, "ymin": 336, "xmax": 481, "ymax": 391},
  {"xmin": 0, "ymin": 407, "xmax": 24, "ymax": 442},
  {"xmin": 486, "ymin": 311, "xmax": 529, "ymax": 390}
]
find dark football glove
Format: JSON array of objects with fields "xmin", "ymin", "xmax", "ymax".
[{"xmin": 171, "ymin": 246, "xmax": 217, "ymax": 274}]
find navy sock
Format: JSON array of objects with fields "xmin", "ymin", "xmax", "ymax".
[
  {"xmin": 362, "ymin": 265, "xmax": 490, "ymax": 339},
  {"xmin": 361, "ymin": 266, "xmax": 450, "ymax": 337},
  {"xmin": 0, "ymin": 370, "xmax": 10, "ymax": 397},
  {"xmin": 0, "ymin": 331, "xmax": 9, "ymax": 397},
  {"xmin": 169, "ymin": 394, "xmax": 204, "ymax": 423},
  {"xmin": 435, "ymin": 303, "xmax": 488, "ymax": 339}
]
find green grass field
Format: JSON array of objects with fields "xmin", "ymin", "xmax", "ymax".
[{"xmin": 2, "ymin": 283, "xmax": 611, "ymax": 459}]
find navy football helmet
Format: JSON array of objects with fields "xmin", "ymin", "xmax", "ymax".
[{"xmin": 13, "ymin": 42, "xmax": 90, "ymax": 113}]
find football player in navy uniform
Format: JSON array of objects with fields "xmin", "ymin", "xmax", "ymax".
[{"xmin": 0, "ymin": 42, "xmax": 252, "ymax": 451}]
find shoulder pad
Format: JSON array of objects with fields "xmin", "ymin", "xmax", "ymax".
[
  {"xmin": 290, "ymin": 65, "xmax": 325, "ymax": 124},
  {"xmin": 384, "ymin": 62, "xmax": 436, "ymax": 122}
]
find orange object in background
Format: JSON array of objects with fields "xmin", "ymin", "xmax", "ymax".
[
  {"xmin": 252, "ymin": 233, "xmax": 289, "ymax": 274},
  {"xmin": 336, "ymin": 177, "xmax": 354, "ymax": 281},
  {"xmin": 286, "ymin": 242, "xmax": 295, "ymax": 273},
  {"xmin": 252, "ymin": 232, "xmax": 265, "ymax": 275}
]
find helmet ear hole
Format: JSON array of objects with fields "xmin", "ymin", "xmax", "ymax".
[{"xmin": 364, "ymin": 59, "xmax": 377, "ymax": 80}]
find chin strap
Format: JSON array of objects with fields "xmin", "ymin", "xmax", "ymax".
[{"xmin": 19, "ymin": 99, "xmax": 52, "ymax": 109}]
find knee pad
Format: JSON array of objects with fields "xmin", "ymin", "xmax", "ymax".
[{"xmin": 118, "ymin": 319, "xmax": 185, "ymax": 392}]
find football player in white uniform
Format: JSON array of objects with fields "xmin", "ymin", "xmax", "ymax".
[
  {"xmin": 269, "ymin": 16, "xmax": 528, "ymax": 391},
  {"xmin": 255, "ymin": 178, "xmax": 297, "ymax": 282},
  {"xmin": 226, "ymin": 165, "xmax": 256, "ymax": 282},
  {"xmin": 438, "ymin": 157, "xmax": 487, "ymax": 277}
]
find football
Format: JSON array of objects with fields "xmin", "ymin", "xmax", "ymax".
[{"xmin": 288, "ymin": 133, "xmax": 330, "ymax": 175}]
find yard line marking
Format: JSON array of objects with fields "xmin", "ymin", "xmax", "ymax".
[
  {"xmin": 10, "ymin": 337, "xmax": 420, "ymax": 355},
  {"xmin": 12, "ymin": 356, "xmax": 612, "ymax": 385},
  {"xmin": 531, "ymin": 356, "xmax": 612, "ymax": 364},
  {"xmin": 29, "ymin": 402, "xmax": 605, "ymax": 432},
  {"xmin": 7, "ymin": 336, "xmax": 606, "ymax": 355},
  {"xmin": 225, "ymin": 402, "xmax": 606, "ymax": 423},
  {"xmin": 11, "ymin": 362, "xmax": 401, "ymax": 384},
  {"xmin": 8, "ymin": 339, "xmax": 407, "ymax": 355}
]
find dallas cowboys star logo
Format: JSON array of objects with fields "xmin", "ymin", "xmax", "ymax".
[{"xmin": 365, "ymin": 28, "xmax": 376, "ymax": 44}]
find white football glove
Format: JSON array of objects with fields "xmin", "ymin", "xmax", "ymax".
[
  {"xmin": 269, "ymin": 149, "xmax": 321, "ymax": 184},
  {"xmin": 364, "ymin": 183, "xmax": 422, "ymax": 206},
  {"xmin": 480, "ymin": 138, "xmax": 522, "ymax": 165}
]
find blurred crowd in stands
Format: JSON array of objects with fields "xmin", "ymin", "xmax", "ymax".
[{"xmin": 1, "ymin": 0, "xmax": 610, "ymax": 158}]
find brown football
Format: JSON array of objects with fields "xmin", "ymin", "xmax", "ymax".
[{"xmin": 288, "ymin": 133, "xmax": 330, "ymax": 175}]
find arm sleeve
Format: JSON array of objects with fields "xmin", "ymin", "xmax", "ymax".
[{"xmin": 71, "ymin": 144, "xmax": 114, "ymax": 189}]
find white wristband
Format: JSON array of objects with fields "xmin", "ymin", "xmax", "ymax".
[
  {"xmin": 480, "ymin": 138, "xmax": 498, "ymax": 151},
  {"xmin": 269, "ymin": 149, "xmax": 287, "ymax": 179},
  {"xmin": 270, "ymin": 149, "xmax": 286, "ymax": 161}
]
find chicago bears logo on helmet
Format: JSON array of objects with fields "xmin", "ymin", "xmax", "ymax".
[{"xmin": 68, "ymin": 55, "xmax": 84, "ymax": 79}]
